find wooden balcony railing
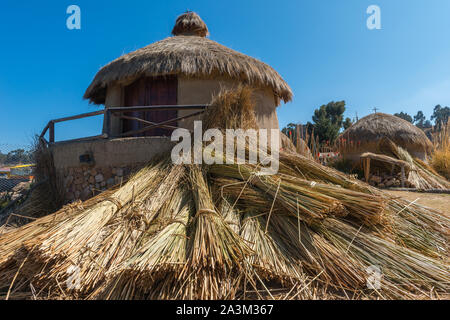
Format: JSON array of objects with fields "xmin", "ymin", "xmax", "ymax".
[{"xmin": 40, "ymin": 105, "xmax": 207, "ymax": 144}]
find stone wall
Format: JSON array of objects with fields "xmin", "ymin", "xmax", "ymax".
[
  {"xmin": 367, "ymin": 172, "xmax": 412, "ymax": 188},
  {"xmin": 60, "ymin": 164, "xmax": 144, "ymax": 202}
]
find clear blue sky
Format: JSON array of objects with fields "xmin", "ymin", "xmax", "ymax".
[{"xmin": 1, "ymin": 0, "xmax": 450, "ymax": 152}]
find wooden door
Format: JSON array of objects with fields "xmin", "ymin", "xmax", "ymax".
[{"xmin": 123, "ymin": 76, "xmax": 177, "ymax": 136}]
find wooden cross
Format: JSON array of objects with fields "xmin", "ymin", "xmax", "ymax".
[{"xmin": 372, "ymin": 107, "xmax": 379, "ymax": 114}]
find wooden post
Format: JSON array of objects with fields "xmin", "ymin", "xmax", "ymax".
[
  {"xmin": 363, "ymin": 157, "xmax": 371, "ymax": 183},
  {"xmin": 49, "ymin": 121, "xmax": 55, "ymax": 143},
  {"xmin": 104, "ymin": 109, "xmax": 111, "ymax": 138},
  {"xmin": 401, "ymin": 165, "xmax": 405, "ymax": 188}
]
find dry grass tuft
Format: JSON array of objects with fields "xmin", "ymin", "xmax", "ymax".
[{"xmin": 202, "ymin": 85, "xmax": 258, "ymax": 131}]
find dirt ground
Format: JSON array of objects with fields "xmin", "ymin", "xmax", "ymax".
[{"xmin": 386, "ymin": 190, "xmax": 450, "ymax": 217}]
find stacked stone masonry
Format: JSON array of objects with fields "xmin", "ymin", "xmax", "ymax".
[{"xmin": 60, "ymin": 164, "xmax": 144, "ymax": 202}]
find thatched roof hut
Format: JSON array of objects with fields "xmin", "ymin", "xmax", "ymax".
[
  {"xmin": 84, "ymin": 11, "xmax": 292, "ymax": 137},
  {"xmin": 339, "ymin": 113, "xmax": 433, "ymax": 162}
]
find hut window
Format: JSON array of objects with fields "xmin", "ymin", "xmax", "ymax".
[{"xmin": 123, "ymin": 76, "xmax": 178, "ymax": 137}]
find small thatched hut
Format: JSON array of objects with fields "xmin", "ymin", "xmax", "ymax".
[
  {"xmin": 338, "ymin": 113, "xmax": 433, "ymax": 162},
  {"xmin": 84, "ymin": 11, "xmax": 292, "ymax": 136},
  {"xmin": 43, "ymin": 12, "xmax": 292, "ymax": 203}
]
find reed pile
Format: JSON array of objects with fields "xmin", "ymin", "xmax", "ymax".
[
  {"xmin": 0, "ymin": 87, "xmax": 448, "ymax": 300},
  {"xmin": 377, "ymin": 137, "xmax": 450, "ymax": 190}
]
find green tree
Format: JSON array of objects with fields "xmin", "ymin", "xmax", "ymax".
[
  {"xmin": 431, "ymin": 104, "xmax": 450, "ymax": 130},
  {"xmin": 413, "ymin": 111, "xmax": 432, "ymax": 129},
  {"xmin": 343, "ymin": 117, "xmax": 353, "ymax": 130},
  {"xmin": 423, "ymin": 120, "xmax": 432, "ymax": 128},
  {"xmin": 394, "ymin": 112, "xmax": 413, "ymax": 123},
  {"xmin": 312, "ymin": 101, "xmax": 346, "ymax": 144},
  {"xmin": 413, "ymin": 111, "xmax": 426, "ymax": 128}
]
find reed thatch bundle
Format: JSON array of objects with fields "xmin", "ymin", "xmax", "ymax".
[
  {"xmin": 117, "ymin": 186, "xmax": 192, "ymax": 279},
  {"xmin": 203, "ymin": 86, "xmax": 258, "ymax": 131},
  {"xmin": 0, "ymin": 87, "xmax": 449, "ymax": 300},
  {"xmin": 377, "ymin": 137, "xmax": 450, "ymax": 190},
  {"xmin": 314, "ymin": 218, "xmax": 449, "ymax": 298}
]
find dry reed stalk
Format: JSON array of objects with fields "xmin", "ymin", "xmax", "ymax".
[
  {"xmin": 413, "ymin": 158, "xmax": 449, "ymax": 189},
  {"xmin": 207, "ymin": 136, "xmax": 449, "ymax": 297},
  {"xmin": 316, "ymin": 218, "xmax": 450, "ymax": 297},
  {"xmin": 279, "ymin": 174, "xmax": 386, "ymax": 225},
  {"xmin": 19, "ymin": 160, "xmax": 185, "ymax": 295},
  {"xmin": 202, "ymin": 86, "xmax": 258, "ymax": 131},
  {"xmin": 278, "ymin": 150, "xmax": 449, "ymax": 256},
  {"xmin": 89, "ymin": 164, "xmax": 247, "ymax": 300},
  {"xmin": 265, "ymin": 215, "xmax": 370, "ymax": 294},
  {"xmin": 213, "ymin": 177, "xmax": 283, "ymax": 215},
  {"xmin": 240, "ymin": 211, "xmax": 306, "ymax": 283},
  {"xmin": 378, "ymin": 137, "xmax": 450, "ymax": 190},
  {"xmin": 219, "ymin": 197, "xmax": 241, "ymax": 234},
  {"xmin": 0, "ymin": 190, "xmax": 118, "ymax": 295},
  {"xmin": 186, "ymin": 166, "xmax": 251, "ymax": 270},
  {"xmin": 172, "ymin": 166, "xmax": 252, "ymax": 299},
  {"xmin": 278, "ymin": 152, "xmax": 374, "ymax": 193},
  {"xmin": 0, "ymin": 190, "xmax": 114, "ymax": 266},
  {"xmin": 382, "ymin": 199, "xmax": 450, "ymax": 259},
  {"xmin": 111, "ymin": 187, "xmax": 192, "ymax": 287},
  {"xmin": 210, "ymin": 163, "xmax": 347, "ymax": 223},
  {"xmin": 91, "ymin": 268, "xmax": 245, "ymax": 300}
]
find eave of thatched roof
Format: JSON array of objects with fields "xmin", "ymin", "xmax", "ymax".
[
  {"xmin": 84, "ymin": 35, "xmax": 292, "ymax": 105},
  {"xmin": 339, "ymin": 113, "xmax": 433, "ymax": 154}
]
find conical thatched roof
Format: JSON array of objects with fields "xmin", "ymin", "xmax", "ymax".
[
  {"xmin": 339, "ymin": 113, "xmax": 433, "ymax": 154},
  {"xmin": 84, "ymin": 12, "xmax": 292, "ymax": 105}
]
